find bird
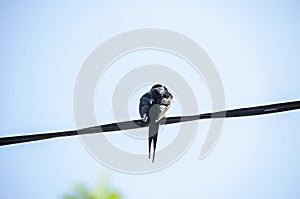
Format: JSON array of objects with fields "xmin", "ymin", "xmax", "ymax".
[{"xmin": 139, "ymin": 84, "xmax": 173, "ymax": 163}]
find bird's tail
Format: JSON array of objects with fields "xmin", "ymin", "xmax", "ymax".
[{"xmin": 148, "ymin": 122, "xmax": 159, "ymax": 163}]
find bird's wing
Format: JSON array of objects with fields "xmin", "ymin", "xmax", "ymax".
[{"xmin": 139, "ymin": 93, "xmax": 152, "ymax": 118}]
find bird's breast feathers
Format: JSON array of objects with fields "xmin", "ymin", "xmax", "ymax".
[{"xmin": 154, "ymin": 104, "xmax": 171, "ymax": 122}]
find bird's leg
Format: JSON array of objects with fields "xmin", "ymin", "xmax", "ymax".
[{"xmin": 142, "ymin": 113, "xmax": 148, "ymax": 122}]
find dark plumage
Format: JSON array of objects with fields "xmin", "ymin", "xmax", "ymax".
[{"xmin": 139, "ymin": 84, "xmax": 173, "ymax": 162}]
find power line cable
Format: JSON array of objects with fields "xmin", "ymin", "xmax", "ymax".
[{"xmin": 1, "ymin": 100, "xmax": 300, "ymax": 147}]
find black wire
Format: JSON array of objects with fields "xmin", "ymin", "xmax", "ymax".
[{"xmin": 1, "ymin": 100, "xmax": 300, "ymax": 147}]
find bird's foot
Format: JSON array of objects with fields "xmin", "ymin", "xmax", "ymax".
[{"xmin": 142, "ymin": 114, "xmax": 148, "ymax": 122}]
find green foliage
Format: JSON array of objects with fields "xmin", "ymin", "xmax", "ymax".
[{"xmin": 63, "ymin": 174, "xmax": 121, "ymax": 199}]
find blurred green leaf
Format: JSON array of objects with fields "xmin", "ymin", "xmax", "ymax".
[{"xmin": 62, "ymin": 174, "xmax": 121, "ymax": 199}]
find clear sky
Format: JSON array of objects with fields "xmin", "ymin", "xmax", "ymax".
[{"xmin": 1, "ymin": 0, "xmax": 300, "ymax": 199}]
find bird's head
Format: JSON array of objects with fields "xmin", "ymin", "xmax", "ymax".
[{"xmin": 150, "ymin": 84, "xmax": 167, "ymax": 96}]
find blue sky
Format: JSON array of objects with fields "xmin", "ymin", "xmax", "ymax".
[{"xmin": 1, "ymin": 0, "xmax": 300, "ymax": 199}]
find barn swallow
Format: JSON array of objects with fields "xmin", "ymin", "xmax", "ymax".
[{"xmin": 139, "ymin": 84, "xmax": 173, "ymax": 162}]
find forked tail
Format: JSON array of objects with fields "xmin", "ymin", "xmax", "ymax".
[{"xmin": 148, "ymin": 122, "xmax": 159, "ymax": 163}]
